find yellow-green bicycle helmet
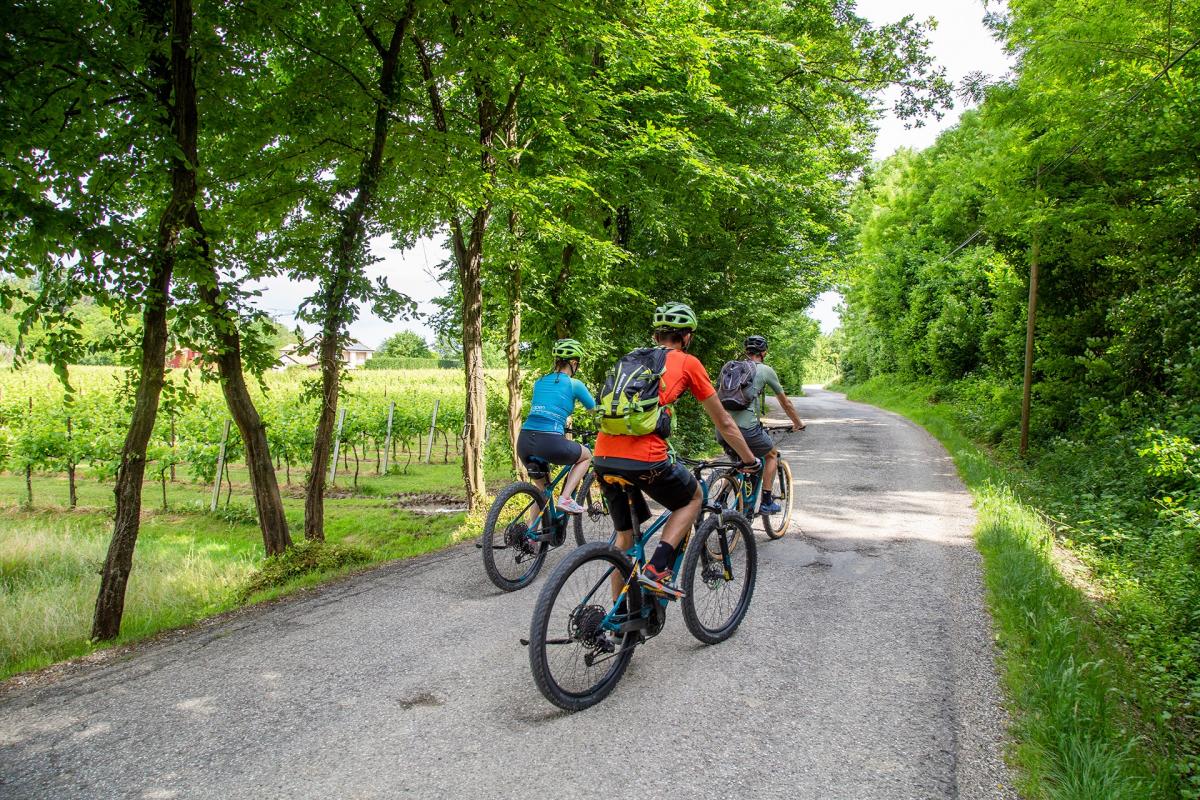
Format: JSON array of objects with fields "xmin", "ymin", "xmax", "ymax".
[
  {"xmin": 652, "ymin": 301, "xmax": 698, "ymax": 331},
  {"xmin": 552, "ymin": 338, "xmax": 585, "ymax": 359}
]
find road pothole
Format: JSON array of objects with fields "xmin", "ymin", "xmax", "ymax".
[
  {"xmin": 772, "ymin": 537, "xmax": 886, "ymax": 578},
  {"xmin": 395, "ymin": 691, "xmax": 445, "ymax": 710}
]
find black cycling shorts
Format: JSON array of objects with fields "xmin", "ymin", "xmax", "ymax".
[
  {"xmin": 516, "ymin": 429, "xmax": 584, "ymax": 467},
  {"xmin": 716, "ymin": 422, "xmax": 776, "ymax": 459},
  {"xmin": 592, "ymin": 457, "xmax": 699, "ymax": 531}
]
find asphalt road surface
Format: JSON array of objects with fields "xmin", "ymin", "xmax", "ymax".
[{"xmin": 0, "ymin": 387, "xmax": 1015, "ymax": 799}]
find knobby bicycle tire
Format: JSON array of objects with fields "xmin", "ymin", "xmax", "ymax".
[
  {"xmin": 529, "ymin": 542, "xmax": 636, "ymax": 711},
  {"xmin": 681, "ymin": 512, "xmax": 757, "ymax": 644},
  {"xmin": 481, "ymin": 481, "xmax": 550, "ymax": 591},
  {"xmin": 762, "ymin": 458, "xmax": 793, "ymax": 540}
]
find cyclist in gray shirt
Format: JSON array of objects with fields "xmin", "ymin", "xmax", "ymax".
[{"xmin": 716, "ymin": 335, "xmax": 805, "ymax": 513}]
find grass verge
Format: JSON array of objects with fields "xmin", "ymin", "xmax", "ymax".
[
  {"xmin": 0, "ymin": 463, "xmax": 483, "ymax": 681},
  {"xmin": 841, "ymin": 378, "xmax": 1172, "ymax": 799}
]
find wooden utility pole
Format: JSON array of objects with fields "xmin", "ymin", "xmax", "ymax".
[{"xmin": 1019, "ymin": 168, "xmax": 1042, "ymax": 457}]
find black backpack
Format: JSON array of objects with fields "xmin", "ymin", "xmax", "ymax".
[{"xmin": 717, "ymin": 359, "xmax": 758, "ymax": 411}]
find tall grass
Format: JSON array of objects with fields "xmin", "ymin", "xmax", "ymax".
[
  {"xmin": 844, "ymin": 378, "xmax": 1168, "ymax": 799},
  {"xmin": 0, "ymin": 515, "xmax": 256, "ymax": 676}
]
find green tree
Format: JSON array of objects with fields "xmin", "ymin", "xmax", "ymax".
[{"xmin": 378, "ymin": 331, "xmax": 434, "ymax": 359}]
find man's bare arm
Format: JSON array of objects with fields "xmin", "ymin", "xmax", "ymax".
[
  {"xmin": 774, "ymin": 391, "xmax": 806, "ymax": 431},
  {"xmin": 701, "ymin": 395, "xmax": 756, "ymax": 464}
]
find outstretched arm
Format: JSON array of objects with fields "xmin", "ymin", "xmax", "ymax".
[
  {"xmin": 701, "ymin": 395, "xmax": 756, "ymax": 464},
  {"xmin": 774, "ymin": 391, "xmax": 805, "ymax": 431}
]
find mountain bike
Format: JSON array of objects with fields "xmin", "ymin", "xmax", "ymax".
[
  {"xmin": 479, "ymin": 431, "xmax": 611, "ymax": 591},
  {"xmin": 708, "ymin": 425, "xmax": 797, "ymax": 539},
  {"xmin": 526, "ymin": 457, "xmax": 757, "ymax": 711}
]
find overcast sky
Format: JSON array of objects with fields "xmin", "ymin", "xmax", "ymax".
[{"xmin": 248, "ymin": 0, "xmax": 1013, "ymax": 346}]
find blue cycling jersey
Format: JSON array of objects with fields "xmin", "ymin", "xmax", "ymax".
[{"xmin": 522, "ymin": 372, "xmax": 596, "ymax": 435}]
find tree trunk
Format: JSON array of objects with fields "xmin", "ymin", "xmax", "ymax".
[
  {"xmin": 303, "ymin": 5, "xmax": 415, "ymax": 540},
  {"xmin": 92, "ymin": 259, "xmax": 171, "ymax": 640},
  {"xmin": 551, "ymin": 244, "xmax": 575, "ymax": 339},
  {"xmin": 67, "ymin": 416, "xmax": 77, "ymax": 508},
  {"xmin": 304, "ymin": 331, "xmax": 341, "ymax": 540},
  {"xmin": 92, "ymin": 0, "xmax": 190, "ymax": 642},
  {"xmin": 453, "ymin": 211, "xmax": 490, "ymax": 511},
  {"xmin": 505, "ymin": 241, "xmax": 523, "ymax": 479},
  {"xmin": 24, "ymin": 465, "xmax": 32, "ymax": 507},
  {"xmin": 201, "ymin": 317, "xmax": 292, "ymax": 554}
]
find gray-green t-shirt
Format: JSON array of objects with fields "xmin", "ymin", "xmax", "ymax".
[{"xmin": 730, "ymin": 362, "xmax": 784, "ymax": 428}]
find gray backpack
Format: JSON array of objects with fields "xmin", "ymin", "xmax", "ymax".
[{"xmin": 717, "ymin": 359, "xmax": 758, "ymax": 411}]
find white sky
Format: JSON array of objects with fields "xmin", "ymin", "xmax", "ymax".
[{"xmin": 249, "ymin": 0, "xmax": 1012, "ymax": 345}]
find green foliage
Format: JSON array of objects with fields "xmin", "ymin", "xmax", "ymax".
[
  {"xmin": 364, "ymin": 357, "xmax": 460, "ymax": 370},
  {"xmin": 376, "ymin": 331, "xmax": 435, "ymax": 360},
  {"xmin": 238, "ymin": 540, "xmax": 371, "ymax": 601}
]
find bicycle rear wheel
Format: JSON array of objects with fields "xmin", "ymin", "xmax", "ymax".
[
  {"xmin": 481, "ymin": 482, "xmax": 550, "ymax": 591},
  {"xmin": 681, "ymin": 512, "xmax": 757, "ymax": 644},
  {"xmin": 762, "ymin": 458, "xmax": 794, "ymax": 539},
  {"xmin": 529, "ymin": 542, "xmax": 636, "ymax": 711},
  {"xmin": 572, "ymin": 471, "xmax": 613, "ymax": 545},
  {"xmin": 706, "ymin": 469, "xmax": 743, "ymax": 514}
]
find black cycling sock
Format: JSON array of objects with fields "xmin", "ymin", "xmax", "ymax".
[
  {"xmin": 762, "ymin": 490, "xmax": 774, "ymax": 503},
  {"xmin": 648, "ymin": 541, "xmax": 676, "ymax": 572}
]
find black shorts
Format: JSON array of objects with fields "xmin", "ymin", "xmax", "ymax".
[
  {"xmin": 516, "ymin": 429, "xmax": 583, "ymax": 468},
  {"xmin": 716, "ymin": 422, "xmax": 776, "ymax": 459},
  {"xmin": 592, "ymin": 458, "xmax": 699, "ymax": 531}
]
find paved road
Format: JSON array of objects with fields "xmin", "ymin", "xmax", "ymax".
[{"xmin": 0, "ymin": 388, "xmax": 1014, "ymax": 799}]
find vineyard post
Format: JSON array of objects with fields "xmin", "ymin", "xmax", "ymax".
[
  {"xmin": 381, "ymin": 401, "xmax": 395, "ymax": 475},
  {"xmin": 210, "ymin": 419, "xmax": 231, "ymax": 512},
  {"xmin": 425, "ymin": 399, "xmax": 440, "ymax": 463},
  {"xmin": 329, "ymin": 406, "xmax": 347, "ymax": 484},
  {"xmin": 66, "ymin": 415, "xmax": 77, "ymax": 509}
]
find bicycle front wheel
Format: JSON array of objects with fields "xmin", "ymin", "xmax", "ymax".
[
  {"xmin": 681, "ymin": 512, "xmax": 757, "ymax": 644},
  {"xmin": 762, "ymin": 458, "xmax": 794, "ymax": 539},
  {"xmin": 704, "ymin": 470, "xmax": 745, "ymax": 558},
  {"xmin": 529, "ymin": 542, "xmax": 636, "ymax": 711},
  {"xmin": 572, "ymin": 470, "xmax": 613, "ymax": 546},
  {"xmin": 481, "ymin": 482, "xmax": 550, "ymax": 592}
]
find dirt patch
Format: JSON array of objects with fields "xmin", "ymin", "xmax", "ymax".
[{"xmin": 393, "ymin": 493, "xmax": 468, "ymax": 515}]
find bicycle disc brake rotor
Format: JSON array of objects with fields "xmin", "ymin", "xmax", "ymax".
[
  {"xmin": 701, "ymin": 551, "xmax": 729, "ymax": 588},
  {"xmin": 504, "ymin": 521, "xmax": 538, "ymax": 556}
]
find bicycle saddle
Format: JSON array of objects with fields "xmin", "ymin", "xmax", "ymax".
[{"xmin": 524, "ymin": 457, "xmax": 550, "ymax": 480}]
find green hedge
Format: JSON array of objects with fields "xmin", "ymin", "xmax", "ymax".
[{"xmin": 363, "ymin": 357, "xmax": 461, "ymax": 370}]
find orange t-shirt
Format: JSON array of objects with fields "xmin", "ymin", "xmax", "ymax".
[{"xmin": 594, "ymin": 348, "xmax": 716, "ymax": 463}]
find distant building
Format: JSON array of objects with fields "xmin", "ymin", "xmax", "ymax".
[
  {"xmin": 277, "ymin": 338, "xmax": 374, "ymax": 370},
  {"xmin": 342, "ymin": 340, "xmax": 374, "ymax": 369},
  {"xmin": 167, "ymin": 348, "xmax": 203, "ymax": 369}
]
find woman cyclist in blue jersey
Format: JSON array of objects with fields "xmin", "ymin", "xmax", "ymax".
[{"xmin": 516, "ymin": 339, "xmax": 596, "ymax": 514}]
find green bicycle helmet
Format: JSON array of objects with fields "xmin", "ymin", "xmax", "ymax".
[
  {"xmin": 652, "ymin": 301, "xmax": 698, "ymax": 331},
  {"xmin": 552, "ymin": 338, "xmax": 585, "ymax": 360}
]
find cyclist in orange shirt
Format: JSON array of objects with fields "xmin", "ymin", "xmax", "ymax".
[{"xmin": 593, "ymin": 302, "xmax": 759, "ymax": 594}]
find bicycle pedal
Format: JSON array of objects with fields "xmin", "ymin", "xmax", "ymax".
[{"xmin": 638, "ymin": 574, "xmax": 685, "ymax": 600}]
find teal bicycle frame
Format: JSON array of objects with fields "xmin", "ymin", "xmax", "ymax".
[{"xmin": 593, "ymin": 456, "xmax": 761, "ymax": 638}]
